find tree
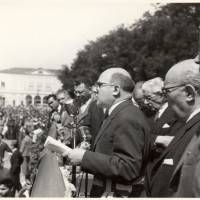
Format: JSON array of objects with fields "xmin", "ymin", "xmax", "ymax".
[{"xmin": 58, "ymin": 3, "xmax": 200, "ymax": 89}]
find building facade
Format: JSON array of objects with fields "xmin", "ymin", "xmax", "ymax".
[{"xmin": 0, "ymin": 68, "xmax": 62, "ymax": 106}]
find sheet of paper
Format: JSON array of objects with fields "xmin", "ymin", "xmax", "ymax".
[{"xmin": 44, "ymin": 136, "xmax": 72, "ymax": 155}]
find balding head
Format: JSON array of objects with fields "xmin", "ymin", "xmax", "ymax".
[
  {"xmin": 164, "ymin": 58, "xmax": 200, "ymax": 122},
  {"xmin": 165, "ymin": 59, "xmax": 200, "ymax": 92},
  {"xmin": 98, "ymin": 68, "xmax": 135, "ymax": 93},
  {"xmin": 96, "ymin": 68, "xmax": 135, "ymax": 108}
]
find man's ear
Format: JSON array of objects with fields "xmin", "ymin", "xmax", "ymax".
[
  {"xmin": 88, "ymin": 87, "xmax": 92, "ymax": 94},
  {"xmin": 113, "ymin": 85, "xmax": 120, "ymax": 96},
  {"xmin": 185, "ymin": 84, "xmax": 196, "ymax": 102}
]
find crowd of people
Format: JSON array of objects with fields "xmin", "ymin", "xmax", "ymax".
[
  {"xmin": 0, "ymin": 105, "xmax": 49, "ymax": 197},
  {"xmin": 1, "ymin": 56, "xmax": 200, "ymax": 197}
]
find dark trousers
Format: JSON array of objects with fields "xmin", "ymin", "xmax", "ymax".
[{"xmin": 11, "ymin": 172, "xmax": 22, "ymax": 192}]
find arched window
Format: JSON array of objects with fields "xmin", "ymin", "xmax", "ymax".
[
  {"xmin": 26, "ymin": 95, "xmax": 32, "ymax": 106},
  {"xmin": 34, "ymin": 96, "xmax": 41, "ymax": 106}
]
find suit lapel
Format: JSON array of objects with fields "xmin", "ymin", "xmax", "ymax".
[
  {"xmin": 77, "ymin": 101, "xmax": 91, "ymax": 124},
  {"xmin": 92, "ymin": 99, "xmax": 133, "ymax": 150},
  {"xmin": 152, "ymin": 107, "xmax": 172, "ymax": 133},
  {"xmin": 171, "ymin": 134, "xmax": 198, "ymax": 179},
  {"xmin": 61, "ymin": 112, "xmax": 67, "ymax": 125}
]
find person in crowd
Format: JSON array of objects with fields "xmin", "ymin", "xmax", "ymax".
[
  {"xmin": 63, "ymin": 68, "xmax": 150, "ymax": 197},
  {"xmin": 0, "ymin": 134, "xmax": 12, "ymax": 161},
  {"xmin": 6, "ymin": 114, "xmax": 16, "ymax": 139},
  {"xmin": 18, "ymin": 123, "xmax": 28, "ymax": 147},
  {"xmin": 32, "ymin": 122, "xmax": 43, "ymax": 144},
  {"xmin": 143, "ymin": 77, "xmax": 183, "ymax": 197},
  {"xmin": 47, "ymin": 94, "xmax": 61, "ymax": 126},
  {"xmin": 73, "ymin": 77, "xmax": 105, "ymax": 149},
  {"xmin": 56, "ymin": 89, "xmax": 74, "ymax": 146},
  {"xmin": 0, "ymin": 178, "xmax": 15, "ymax": 197},
  {"xmin": 132, "ymin": 81, "xmax": 156, "ymax": 130},
  {"xmin": 142, "ymin": 77, "xmax": 178, "ymax": 151},
  {"xmin": 20, "ymin": 130, "xmax": 32, "ymax": 186},
  {"xmin": 10, "ymin": 141, "xmax": 24, "ymax": 194},
  {"xmin": 0, "ymin": 112, "xmax": 5, "ymax": 136},
  {"xmin": 18, "ymin": 173, "xmax": 32, "ymax": 197},
  {"xmin": 146, "ymin": 58, "xmax": 200, "ymax": 197}
]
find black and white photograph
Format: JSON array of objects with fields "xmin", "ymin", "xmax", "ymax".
[{"xmin": 0, "ymin": 0, "xmax": 200, "ymax": 198}]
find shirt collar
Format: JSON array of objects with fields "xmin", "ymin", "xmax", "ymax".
[
  {"xmin": 186, "ymin": 107, "xmax": 200, "ymax": 123},
  {"xmin": 158, "ymin": 102, "xmax": 168, "ymax": 118},
  {"xmin": 108, "ymin": 99, "xmax": 127, "ymax": 116},
  {"xmin": 80, "ymin": 98, "xmax": 92, "ymax": 114},
  {"xmin": 131, "ymin": 97, "xmax": 139, "ymax": 107}
]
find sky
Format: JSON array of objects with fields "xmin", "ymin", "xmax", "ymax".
[{"xmin": 0, "ymin": 0, "xmax": 159, "ymax": 70}]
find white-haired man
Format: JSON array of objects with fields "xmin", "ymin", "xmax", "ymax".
[{"xmin": 63, "ymin": 68, "xmax": 150, "ymax": 197}]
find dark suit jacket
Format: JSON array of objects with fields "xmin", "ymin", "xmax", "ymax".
[
  {"xmin": 81, "ymin": 99, "xmax": 150, "ymax": 196},
  {"xmin": 60, "ymin": 110, "xmax": 74, "ymax": 145},
  {"xmin": 10, "ymin": 149, "xmax": 23, "ymax": 175},
  {"xmin": 76, "ymin": 99, "xmax": 104, "ymax": 148},
  {"xmin": 146, "ymin": 112, "xmax": 200, "ymax": 197},
  {"xmin": 147, "ymin": 107, "xmax": 181, "ymax": 166},
  {"xmin": 169, "ymin": 122, "xmax": 200, "ymax": 197}
]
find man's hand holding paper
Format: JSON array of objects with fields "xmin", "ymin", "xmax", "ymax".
[{"xmin": 62, "ymin": 148, "xmax": 86, "ymax": 166}]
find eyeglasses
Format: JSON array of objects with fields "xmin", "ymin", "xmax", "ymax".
[
  {"xmin": 162, "ymin": 84, "xmax": 185, "ymax": 97},
  {"xmin": 95, "ymin": 82, "xmax": 116, "ymax": 89},
  {"xmin": 143, "ymin": 92, "xmax": 163, "ymax": 101},
  {"xmin": 74, "ymin": 90, "xmax": 84, "ymax": 95}
]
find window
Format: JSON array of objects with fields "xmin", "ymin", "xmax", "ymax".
[
  {"xmin": 28, "ymin": 82, "xmax": 34, "ymax": 91},
  {"xmin": 45, "ymin": 83, "xmax": 52, "ymax": 91},
  {"xmin": 1, "ymin": 82, "xmax": 5, "ymax": 88}
]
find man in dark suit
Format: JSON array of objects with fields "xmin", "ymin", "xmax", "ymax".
[
  {"xmin": 146, "ymin": 58, "xmax": 200, "ymax": 197},
  {"xmin": 142, "ymin": 77, "xmax": 176, "ymax": 147},
  {"xmin": 63, "ymin": 68, "xmax": 150, "ymax": 197},
  {"xmin": 73, "ymin": 77, "xmax": 104, "ymax": 148},
  {"xmin": 56, "ymin": 89, "xmax": 74, "ymax": 146},
  {"xmin": 10, "ymin": 141, "xmax": 23, "ymax": 193},
  {"xmin": 0, "ymin": 134, "xmax": 12, "ymax": 161}
]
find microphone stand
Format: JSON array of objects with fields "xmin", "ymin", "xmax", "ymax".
[
  {"xmin": 64, "ymin": 99, "xmax": 79, "ymax": 197},
  {"xmin": 71, "ymin": 116, "xmax": 78, "ymax": 189}
]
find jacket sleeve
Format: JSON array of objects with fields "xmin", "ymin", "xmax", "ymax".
[{"xmin": 81, "ymin": 114, "xmax": 149, "ymax": 182}]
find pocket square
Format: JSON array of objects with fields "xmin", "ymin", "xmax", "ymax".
[
  {"xmin": 162, "ymin": 123, "xmax": 170, "ymax": 128},
  {"xmin": 163, "ymin": 159, "xmax": 173, "ymax": 165}
]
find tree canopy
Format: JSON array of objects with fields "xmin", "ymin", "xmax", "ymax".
[{"xmin": 58, "ymin": 3, "xmax": 200, "ymax": 89}]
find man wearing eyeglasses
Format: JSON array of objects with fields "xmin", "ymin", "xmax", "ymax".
[
  {"xmin": 143, "ymin": 78, "xmax": 182, "ymax": 197},
  {"xmin": 147, "ymin": 58, "xmax": 200, "ymax": 197},
  {"xmin": 63, "ymin": 68, "xmax": 150, "ymax": 197}
]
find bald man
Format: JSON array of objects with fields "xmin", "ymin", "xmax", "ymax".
[
  {"xmin": 147, "ymin": 59, "xmax": 200, "ymax": 197},
  {"xmin": 64, "ymin": 68, "xmax": 150, "ymax": 197}
]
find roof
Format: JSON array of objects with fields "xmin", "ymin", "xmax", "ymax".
[{"xmin": 0, "ymin": 67, "xmax": 61, "ymax": 75}]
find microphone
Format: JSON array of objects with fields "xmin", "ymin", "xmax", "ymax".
[
  {"xmin": 78, "ymin": 126, "xmax": 92, "ymax": 142},
  {"xmin": 64, "ymin": 99, "xmax": 79, "ymax": 117}
]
